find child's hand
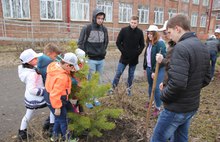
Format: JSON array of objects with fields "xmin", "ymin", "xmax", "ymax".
[
  {"xmin": 55, "ymin": 108, "xmax": 61, "ymax": 116},
  {"xmin": 159, "ymin": 83, "xmax": 164, "ymax": 91}
]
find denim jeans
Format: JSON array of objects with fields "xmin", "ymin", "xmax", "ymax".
[
  {"xmin": 209, "ymin": 50, "xmax": 217, "ymax": 78},
  {"xmin": 43, "ymin": 90, "xmax": 73, "ymax": 138},
  {"xmin": 112, "ymin": 62, "xmax": 136, "ymax": 88},
  {"xmin": 146, "ymin": 67, "xmax": 165, "ymax": 108},
  {"xmin": 88, "ymin": 59, "xmax": 104, "ymax": 82},
  {"xmin": 151, "ymin": 109, "xmax": 197, "ymax": 142}
]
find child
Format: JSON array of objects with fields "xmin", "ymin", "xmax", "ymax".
[
  {"xmin": 45, "ymin": 52, "xmax": 79, "ymax": 141},
  {"xmin": 37, "ymin": 43, "xmax": 62, "ymax": 134},
  {"xmin": 18, "ymin": 49, "xmax": 46, "ymax": 140}
]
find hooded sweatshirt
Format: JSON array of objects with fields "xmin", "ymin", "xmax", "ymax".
[
  {"xmin": 45, "ymin": 62, "xmax": 72, "ymax": 109},
  {"xmin": 78, "ymin": 8, "xmax": 109, "ymax": 60},
  {"xmin": 18, "ymin": 65, "xmax": 46, "ymax": 109}
]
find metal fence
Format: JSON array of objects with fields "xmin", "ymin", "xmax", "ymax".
[{"xmin": 0, "ymin": 19, "xmax": 120, "ymax": 43}]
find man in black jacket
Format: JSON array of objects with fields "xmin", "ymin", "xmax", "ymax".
[
  {"xmin": 78, "ymin": 8, "xmax": 109, "ymax": 82},
  {"xmin": 109, "ymin": 15, "xmax": 145, "ymax": 96},
  {"xmin": 151, "ymin": 14, "xmax": 211, "ymax": 142}
]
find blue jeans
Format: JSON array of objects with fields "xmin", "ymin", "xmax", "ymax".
[
  {"xmin": 209, "ymin": 50, "xmax": 217, "ymax": 78},
  {"xmin": 88, "ymin": 59, "xmax": 104, "ymax": 82},
  {"xmin": 146, "ymin": 67, "xmax": 165, "ymax": 108},
  {"xmin": 151, "ymin": 109, "xmax": 197, "ymax": 142},
  {"xmin": 43, "ymin": 90, "xmax": 73, "ymax": 138},
  {"xmin": 112, "ymin": 62, "xmax": 136, "ymax": 88}
]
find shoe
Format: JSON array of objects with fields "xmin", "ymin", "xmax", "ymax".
[
  {"xmin": 18, "ymin": 129, "xmax": 31, "ymax": 140},
  {"xmin": 126, "ymin": 88, "xmax": 132, "ymax": 96},
  {"xmin": 107, "ymin": 88, "xmax": 114, "ymax": 95},
  {"xmin": 48, "ymin": 123, "xmax": 54, "ymax": 137},
  {"xmin": 153, "ymin": 108, "xmax": 160, "ymax": 117},
  {"xmin": 94, "ymin": 98, "xmax": 101, "ymax": 106},
  {"xmin": 85, "ymin": 103, "xmax": 93, "ymax": 109},
  {"xmin": 50, "ymin": 133, "xmax": 59, "ymax": 142}
]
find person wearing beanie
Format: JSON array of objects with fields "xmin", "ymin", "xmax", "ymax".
[{"xmin": 18, "ymin": 49, "xmax": 46, "ymax": 140}]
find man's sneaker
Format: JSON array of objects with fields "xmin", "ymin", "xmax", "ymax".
[
  {"xmin": 85, "ymin": 103, "xmax": 93, "ymax": 109},
  {"xmin": 107, "ymin": 88, "xmax": 114, "ymax": 95},
  {"xmin": 50, "ymin": 133, "xmax": 59, "ymax": 142},
  {"xmin": 126, "ymin": 88, "xmax": 132, "ymax": 96},
  {"xmin": 153, "ymin": 108, "xmax": 160, "ymax": 117},
  {"xmin": 94, "ymin": 98, "xmax": 101, "ymax": 106}
]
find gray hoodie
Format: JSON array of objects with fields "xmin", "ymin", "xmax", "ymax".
[{"xmin": 78, "ymin": 8, "xmax": 109, "ymax": 60}]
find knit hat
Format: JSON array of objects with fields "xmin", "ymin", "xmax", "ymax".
[
  {"xmin": 147, "ymin": 25, "xmax": 159, "ymax": 32},
  {"xmin": 62, "ymin": 52, "xmax": 80, "ymax": 71},
  {"xmin": 20, "ymin": 49, "xmax": 40, "ymax": 63},
  {"xmin": 75, "ymin": 48, "xmax": 85, "ymax": 62}
]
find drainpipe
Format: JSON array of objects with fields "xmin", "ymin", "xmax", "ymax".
[
  {"xmin": 207, "ymin": 0, "xmax": 213, "ymax": 33},
  {"xmin": 67, "ymin": 0, "xmax": 70, "ymax": 32}
]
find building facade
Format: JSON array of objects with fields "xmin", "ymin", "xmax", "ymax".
[{"xmin": 0, "ymin": 0, "xmax": 219, "ymax": 43}]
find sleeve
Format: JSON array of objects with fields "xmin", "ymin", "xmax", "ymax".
[
  {"xmin": 104, "ymin": 27, "xmax": 109, "ymax": 50},
  {"xmin": 49, "ymin": 77, "xmax": 66, "ymax": 109},
  {"xmin": 78, "ymin": 26, "xmax": 87, "ymax": 52},
  {"xmin": 202, "ymin": 59, "xmax": 211, "ymax": 87},
  {"xmin": 26, "ymin": 72, "xmax": 43, "ymax": 96},
  {"xmin": 116, "ymin": 29, "xmax": 124, "ymax": 53},
  {"xmin": 160, "ymin": 45, "xmax": 189, "ymax": 103},
  {"xmin": 138, "ymin": 30, "xmax": 145, "ymax": 55}
]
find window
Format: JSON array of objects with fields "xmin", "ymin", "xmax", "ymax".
[
  {"xmin": 217, "ymin": 13, "xmax": 220, "ymax": 20},
  {"xmin": 138, "ymin": 5, "xmax": 149, "ymax": 24},
  {"xmin": 202, "ymin": 0, "xmax": 209, "ymax": 6},
  {"xmin": 168, "ymin": 9, "xmax": 177, "ymax": 19},
  {"xmin": 71, "ymin": 0, "xmax": 89, "ymax": 21},
  {"xmin": 200, "ymin": 14, "xmax": 206, "ymax": 27},
  {"xmin": 216, "ymin": 25, "xmax": 220, "ymax": 29},
  {"xmin": 193, "ymin": 0, "xmax": 199, "ymax": 5},
  {"xmin": 182, "ymin": 0, "xmax": 189, "ymax": 3},
  {"xmin": 191, "ymin": 13, "xmax": 198, "ymax": 27},
  {"xmin": 96, "ymin": 0, "xmax": 113, "ymax": 22},
  {"xmin": 40, "ymin": 0, "xmax": 62, "ymax": 20},
  {"xmin": 2, "ymin": 0, "xmax": 30, "ymax": 19},
  {"xmin": 119, "ymin": 3, "xmax": 132, "ymax": 23},
  {"xmin": 154, "ymin": 7, "xmax": 164, "ymax": 25}
]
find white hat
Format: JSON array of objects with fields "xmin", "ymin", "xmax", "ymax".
[
  {"xmin": 75, "ymin": 48, "xmax": 85, "ymax": 62},
  {"xmin": 147, "ymin": 25, "xmax": 159, "ymax": 32},
  {"xmin": 62, "ymin": 52, "xmax": 80, "ymax": 71},
  {"xmin": 209, "ymin": 35, "xmax": 216, "ymax": 39},
  {"xmin": 20, "ymin": 49, "xmax": 40, "ymax": 63},
  {"xmin": 215, "ymin": 28, "xmax": 220, "ymax": 33},
  {"xmin": 158, "ymin": 20, "xmax": 168, "ymax": 32}
]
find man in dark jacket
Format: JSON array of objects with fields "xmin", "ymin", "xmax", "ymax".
[
  {"xmin": 78, "ymin": 8, "xmax": 109, "ymax": 81},
  {"xmin": 205, "ymin": 35, "xmax": 219, "ymax": 80},
  {"xmin": 110, "ymin": 15, "xmax": 145, "ymax": 96},
  {"xmin": 151, "ymin": 14, "xmax": 211, "ymax": 142}
]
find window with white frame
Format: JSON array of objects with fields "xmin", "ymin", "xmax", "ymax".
[
  {"xmin": 182, "ymin": 0, "xmax": 189, "ymax": 3},
  {"xmin": 202, "ymin": 0, "xmax": 209, "ymax": 6},
  {"xmin": 71, "ymin": 0, "xmax": 89, "ymax": 21},
  {"xmin": 168, "ymin": 9, "xmax": 177, "ymax": 19},
  {"xmin": 193, "ymin": 0, "xmax": 199, "ymax": 5},
  {"xmin": 138, "ymin": 5, "xmax": 149, "ymax": 24},
  {"xmin": 200, "ymin": 14, "xmax": 206, "ymax": 27},
  {"xmin": 2, "ymin": 0, "xmax": 30, "ymax": 19},
  {"xmin": 119, "ymin": 3, "xmax": 132, "ymax": 23},
  {"xmin": 191, "ymin": 13, "xmax": 198, "ymax": 27},
  {"xmin": 40, "ymin": 0, "xmax": 62, "ymax": 20},
  {"xmin": 154, "ymin": 7, "xmax": 164, "ymax": 25},
  {"xmin": 96, "ymin": 0, "xmax": 113, "ymax": 22},
  {"xmin": 216, "ymin": 13, "xmax": 220, "ymax": 20}
]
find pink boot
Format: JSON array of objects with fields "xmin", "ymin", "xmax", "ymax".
[{"xmin": 153, "ymin": 108, "xmax": 160, "ymax": 117}]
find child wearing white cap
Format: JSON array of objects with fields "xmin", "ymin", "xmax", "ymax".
[
  {"xmin": 18, "ymin": 49, "xmax": 47, "ymax": 140},
  {"xmin": 45, "ymin": 52, "xmax": 79, "ymax": 141}
]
